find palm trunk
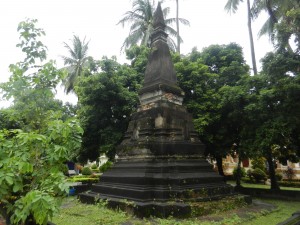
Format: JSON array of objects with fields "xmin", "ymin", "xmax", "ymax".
[
  {"xmin": 266, "ymin": 149, "xmax": 280, "ymax": 190},
  {"xmin": 247, "ymin": 0, "xmax": 258, "ymax": 75},
  {"xmin": 176, "ymin": 0, "xmax": 180, "ymax": 53}
]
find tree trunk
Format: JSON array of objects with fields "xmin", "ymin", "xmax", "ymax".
[
  {"xmin": 176, "ymin": 0, "xmax": 180, "ymax": 54},
  {"xmin": 236, "ymin": 154, "xmax": 242, "ymax": 188},
  {"xmin": 216, "ymin": 156, "xmax": 225, "ymax": 176},
  {"xmin": 246, "ymin": 0, "xmax": 258, "ymax": 75},
  {"xmin": 266, "ymin": 149, "xmax": 280, "ymax": 190}
]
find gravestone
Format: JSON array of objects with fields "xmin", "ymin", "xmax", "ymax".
[{"xmin": 79, "ymin": 3, "xmax": 246, "ymax": 217}]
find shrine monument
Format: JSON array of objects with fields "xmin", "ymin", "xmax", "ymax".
[{"xmin": 79, "ymin": 3, "xmax": 248, "ymax": 217}]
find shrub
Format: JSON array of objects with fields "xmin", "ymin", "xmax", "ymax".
[
  {"xmin": 249, "ymin": 168, "xmax": 267, "ymax": 183},
  {"xmin": 60, "ymin": 164, "xmax": 69, "ymax": 176},
  {"xmin": 251, "ymin": 157, "xmax": 266, "ymax": 171},
  {"xmin": 81, "ymin": 167, "xmax": 92, "ymax": 175},
  {"xmin": 278, "ymin": 181, "xmax": 300, "ymax": 188},
  {"xmin": 0, "ymin": 19, "xmax": 84, "ymax": 225},
  {"xmin": 99, "ymin": 161, "xmax": 113, "ymax": 173},
  {"xmin": 91, "ymin": 164, "xmax": 98, "ymax": 169},
  {"xmin": 275, "ymin": 173, "xmax": 283, "ymax": 181},
  {"xmin": 247, "ymin": 169, "xmax": 252, "ymax": 177},
  {"xmin": 233, "ymin": 167, "xmax": 246, "ymax": 179}
]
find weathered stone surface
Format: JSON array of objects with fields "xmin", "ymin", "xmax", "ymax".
[
  {"xmin": 78, "ymin": 2, "xmax": 246, "ymax": 217},
  {"xmin": 139, "ymin": 3, "xmax": 182, "ymax": 97}
]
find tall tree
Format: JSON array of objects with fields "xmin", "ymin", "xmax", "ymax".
[
  {"xmin": 76, "ymin": 56, "xmax": 140, "ymax": 162},
  {"xmin": 175, "ymin": 43, "xmax": 250, "ymax": 176},
  {"xmin": 62, "ymin": 35, "xmax": 90, "ymax": 93},
  {"xmin": 225, "ymin": 0, "xmax": 258, "ymax": 75},
  {"xmin": 251, "ymin": 0, "xmax": 278, "ymax": 39},
  {"xmin": 251, "ymin": 0, "xmax": 300, "ymax": 52},
  {"xmin": 117, "ymin": 0, "xmax": 189, "ymax": 51},
  {"xmin": 241, "ymin": 50, "xmax": 300, "ymax": 190}
]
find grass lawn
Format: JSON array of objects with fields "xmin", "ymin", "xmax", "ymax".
[
  {"xmin": 243, "ymin": 199, "xmax": 300, "ymax": 225},
  {"xmin": 51, "ymin": 197, "xmax": 300, "ymax": 225},
  {"xmin": 227, "ymin": 180, "xmax": 300, "ymax": 191}
]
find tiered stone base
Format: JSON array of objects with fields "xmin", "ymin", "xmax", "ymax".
[
  {"xmin": 78, "ymin": 156, "xmax": 249, "ymax": 217},
  {"xmin": 78, "ymin": 96, "xmax": 251, "ymax": 217}
]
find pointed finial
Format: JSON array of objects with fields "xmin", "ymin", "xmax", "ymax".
[
  {"xmin": 153, "ymin": 2, "xmax": 165, "ymax": 29},
  {"xmin": 150, "ymin": 2, "xmax": 168, "ymax": 45},
  {"xmin": 139, "ymin": 2, "xmax": 183, "ymax": 99}
]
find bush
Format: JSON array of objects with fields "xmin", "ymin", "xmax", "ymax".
[
  {"xmin": 249, "ymin": 168, "xmax": 267, "ymax": 183},
  {"xmin": 99, "ymin": 161, "xmax": 113, "ymax": 173},
  {"xmin": 233, "ymin": 166, "xmax": 246, "ymax": 179},
  {"xmin": 278, "ymin": 181, "xmax": 300, "ymax": 188},
  {"xmin": 251, "ymin": 157, "xmax": 266, "ymax": 171},
  {"xmin": 91, "ymin": 164, "xmax": 98, "ymax": 169},
  {"xmin": 81, "ymin": 167, "xmax": 92, "ymax": 175},
  {"xmin": 275, "ymin": 173, "xmax": 283, "ymax": 181},
  {"xmin": 60, "ymin": 164, "xmax": 69, "ymax": 176}
]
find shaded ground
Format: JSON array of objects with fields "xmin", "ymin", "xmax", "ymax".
[
  {"xmin": 1, "ymin": 197, "xmax": 296, "ymax": 225},
  {"xmin": 52, "ymin": 197, "xmax": 279, "ymax": 225}
]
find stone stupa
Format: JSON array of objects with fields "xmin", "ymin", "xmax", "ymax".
[{"xmin": 79, "ymin": 3, "xmax": 245, "ymax": 217}]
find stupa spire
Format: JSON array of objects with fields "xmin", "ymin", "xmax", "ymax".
[
  {"xmin": 139, "ymin": 2, "xmax": 182, "ymax": 100},
  {"xmin": 151, "ymin": 2, "xmax": 167, "ymax": 44}
]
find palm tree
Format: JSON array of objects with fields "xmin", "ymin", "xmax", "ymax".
[
  {"xmin": 117, "ymin": 0, "xmax": 189, "ymax": 52},
  {"xmin": 62, "ymin": 35, "xmax": 90, "ymax": 93},
  {"xmin": 251, "ymin": 0, "xmax": 279, "ymax": 40},
  {"xmin": 225, "ymin": 0, "xmax": 258, "ymax": 75},
  {"xmin": 251, "ymin": 0, "xmax": 298, "ymax": 52}
]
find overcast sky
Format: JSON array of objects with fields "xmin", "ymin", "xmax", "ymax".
[{"xmin": 0, "ymin": 0, "xmax": 273, "ymax": 107}]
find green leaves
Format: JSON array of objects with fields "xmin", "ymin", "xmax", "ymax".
[
  {"xmin": 0, "ymin": 118, "xmax": 82, "ymax": 223},
  {"xmin": 0, "ymin": 18, "xmax": 83, "ymax": 224},
  {"xmin": 76, "ymin": 57, "xmax": 139, "ymax": 161},
  {"xmin": 11, "ymin": 190, "xmax": 59, "ymax": 225},
  {"xmin": 17, "ymin": 18, "xmax": 47, "ymax": 65},
  {"xmin": 61, "ymin": 35, "xmax": 90, "ymax": 93},
  {"xmin": 18, "ymin": 162, "xmax": 34, "ymax": 174},
  {"xmin": 117, "ymin": 0, "xmax": 189, "ymax": 51},
  {"xmin": 176, "ymin": 43, "xmax": 250, "ymax": 160}
]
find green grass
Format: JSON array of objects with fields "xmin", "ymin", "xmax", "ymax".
[
  {"xmin": 52, "ymin": 198, "xmax": 132, "ymax": 225},
  {"xmin": 243, "ymin": 199, "xmax": 300, "ymax": 225},
  {"xmin": 51, "ymin": 197, "xmax": 300, "ymax": 225},
  {"xmin": 227, "ymin": 180, "xmax": 300, "ymax": 191}
]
